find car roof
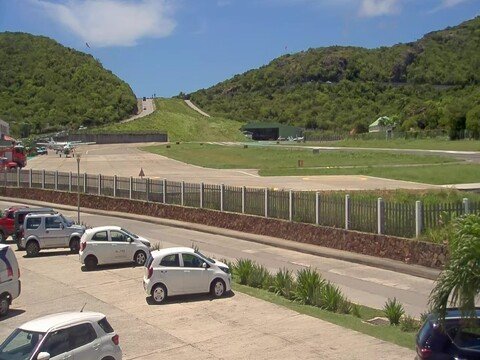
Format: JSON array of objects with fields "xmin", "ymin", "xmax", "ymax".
[
  {"xmin": 25, "ymin": 212, "xmax": 57, "ymax": 218},
  {"xmin": 19, "ymin": 312, "xmax": 105, "ymax": 332},
  {"xmin": 151, "ymin": 247, "xmax": 196, "ymax": 257},
  {"xmin": 85, "ymin": 226, "xmax": 121, "ymax": 235}
]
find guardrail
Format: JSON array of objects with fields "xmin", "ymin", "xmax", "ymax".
[{"xmin": 4, "ymin": 169, "xmax": 479, "ymax": 238}]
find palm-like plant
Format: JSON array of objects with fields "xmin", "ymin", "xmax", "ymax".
[{"xmin": 429, "ymin": 214, "xmax": 480, "ymax": 322}]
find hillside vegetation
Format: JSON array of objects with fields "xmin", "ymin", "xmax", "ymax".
[
  {"xmin": 0, "ymin": 32, "xmax": 137, "ymax": 136},
  {"xmin": 189, "ymin": 17, "xmax": 480, "ymax": 138},
  {"xmin": 96, "ymin": 98, "xmax": 245, "ymax": 142}
]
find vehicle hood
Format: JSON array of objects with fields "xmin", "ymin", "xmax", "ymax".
[
  {"xmin": 212, "ymin": 259, "xmax": 229, "ymax": 269},
  {"xmin": 136, "ymin": 236, "xmax": 151, "ymax": 247},
  {"xmin": 69, "ymin": 225, "xmax": 86, "ymax": 233}
]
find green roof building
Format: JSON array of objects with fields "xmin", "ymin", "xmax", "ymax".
[{"xmin": 241, "ymin": 122, "xmax": 303, "ymax": 140}]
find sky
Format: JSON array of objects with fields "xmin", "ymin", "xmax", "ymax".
[{"xmin": 0, "ymin": 0, "xmax": 479, "ymax": 97}]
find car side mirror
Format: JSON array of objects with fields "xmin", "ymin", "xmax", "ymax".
[
  {"xmin": 202, "ymin": 262, "xmax": 208, "ymax": 269},
  {"xmin": 60, "ymin": 223, "xmax": 64, "ymax": 229},
  {"xmin": 37, "ymin": 352, "xmax": 51, "ymax": 360}
]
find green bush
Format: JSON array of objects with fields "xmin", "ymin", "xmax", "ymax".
[
  {"xmin": 351, "ymin": 303, "xmax": 361, "ymax": 318},
  {"xmin": 384, "ymin": 298, "xmax": 405, "ymax": 326},
  {"xmin": 233, "ymin": 259, "xmax": 254, "ymax": 285},
  {"xmin": 294, "ymin": 268, "xmax": 324, "ymax": 305},
  {"xmin": 270, "ymin": 268, "xmax": 295, "ymax": 299},
  {"xmin": 400, "ymin": 315, "xmax": 421, "ymax": 332},
  {"xmin": 312, "ymin": 282, "xmax": 350, "ymax": 313},
  {"xmin": 248, "ymin": 264, "xmax": 271, "ymax": 289}
]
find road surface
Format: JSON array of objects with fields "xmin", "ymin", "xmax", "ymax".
[{"xmin": 120, "ymin": 98, "xmax": 155, "ymax": 123}]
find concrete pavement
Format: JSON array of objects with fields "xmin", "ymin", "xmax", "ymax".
[
  {"xmin": 120, "ymin": 98, "xmax": 155, "ymax": 124},
  {"xmin": 27, "ymin": 143, "xmax": 438, "ymax": 191}
]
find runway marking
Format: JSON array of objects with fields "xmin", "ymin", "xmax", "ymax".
[
  {"xmin": 242, "ymin": 249, "xmax": 258, "ymax": 254},
  {"xmin": 290, "ymin": 261, "xmax": 310, "ymax": 268},
  {"xmin": 328, "ymin": 268, "xmax": 411, "ymax": 290},
  {"xmin": 236, "ymin": 171, "xmax": 260, "ymax": 178}
]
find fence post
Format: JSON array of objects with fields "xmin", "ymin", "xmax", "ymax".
[
  {"xmin": 98, "ymin": 174, "xmax": 101, "ymax": 196},
  {"xmin": 83, "ymin": 173, "xmax": 87, "ymax": 193},
  {"xmin": 289, "ymin": 190, "xmax": 293, "ymax": 221},
  {"xmin": 42, "ymin": 170, "xmax": 45, "ymax": 189},
  {"xmin": 129, "ymin": 177, "xmax": 133, "ymax": 199},
  {"xmin": 68, "ymin": 172, "xmax": 72, "ymax": 192},
  {"xmin": 54, "ymin": 170, "xmax": 58, "ymax": 190},
  {"xmin": 200, "ymin": 182, "xmax": 204, "ymax": 208},
  {"xmin": 264, "ymin": 188, "xmax": 268, "ymax": 218},
  {"xmin": 345, "ymin": 194, "xmax": 350, "ymax": 230},
  {"xmin": 162, "ymin": 179, "xmax": 166, "ymax": 204},
  {"xmin": 29, "ymin": 169, "xmax": 32, "ymax": 188},
  {"xmin": 16, "ymin": 168, "xmax": 20, "ymax": 187},
  {"xmin": 113, "ymin": 175, "xmax": 117, "ymax": 197},
  {"xmin": 315, "ymin": 192, "xmax": 320, "ymax": 225},
  {"xmin": 377, "ymin": 197, "xmax": 385, "ymax": 235},
  {"xmin": 242, "ymin": 186, "xmax": 246, "ymax": 214},
  {"xmin": 146, "ymin": 178, "xmax": 150, "ymax": 202},
  {"xmin": 463, "ymin": 198, "xmax": 470, "ymax": 214},
  {"xmin": 220, "ymin": 184, "xmax": 224, "ymax": 211},
  {"xmin": 181, "ymin": 181, "xmax": 185, "ymax": 206},
  {"xmin": 415, "ymin": 201, "xmax": 423, "ymax": 237}
]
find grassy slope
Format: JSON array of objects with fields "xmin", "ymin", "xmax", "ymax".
[
  {"xmin": 143, "ymin": 143, "xmax": 454, "ymax": 169},
  {"xmin": 95, "ymin": 98, "xmax": 245, "ymax": 142}
]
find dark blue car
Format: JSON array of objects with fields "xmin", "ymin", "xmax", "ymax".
[{"xmin": 416, "ymin": 308, "xmax": 480, "ymax": 359}]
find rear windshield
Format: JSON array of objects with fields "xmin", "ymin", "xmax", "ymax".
[
  {"xmin": 98, "ymin": 318, "xmax": 114, "ymax": 334},
  {"xmin": 418, "ymin": 320, "xmax": 433, "ymax": 345}
]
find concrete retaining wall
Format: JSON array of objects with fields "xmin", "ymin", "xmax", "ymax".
[
  {"xmin": 57, "ymin": 133, "xmax": 168, "ymax": 144},
  {"xmin": 3, "ymin": 187, "xmax": 447, "ymax": 269}
]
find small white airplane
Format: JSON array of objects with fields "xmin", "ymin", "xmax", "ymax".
[{"xmin": 36, "ymin": 138, "xmax": 95, "ymax": 157}]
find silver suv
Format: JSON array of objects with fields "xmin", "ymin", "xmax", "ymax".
[{"xmin": 21, "ymin": 213, "xmax": 86, "ymax": 257}]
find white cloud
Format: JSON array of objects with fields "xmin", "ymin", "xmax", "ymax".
[
  {"xmin": 439, "ymin": 0, "xmax": 468, "ymax": 8},
  {"xmin": 32, "ymin": 0, "xmax": 176, "ymax": 47},
  {"xmin": 358, "ymin": 0, "xmax": 401, "ymax": 17}
]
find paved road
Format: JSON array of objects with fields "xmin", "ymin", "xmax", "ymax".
[
  {"xmin": 120, "ymin": 98, "xmax": 155, "ymax": 124},
  {"xmin": 0, "ymin": 249, "xmax": 415, "ymax": 359},
  {"xmin": 27, "ymin": 143, "xmax": 437, "ymax": 191},
  {"xmin": 0, "ymin": 200, "xmax": 433, "ymax": 318}
]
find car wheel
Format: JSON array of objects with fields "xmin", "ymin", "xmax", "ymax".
[
  {"xmin": 151, "ymin": 284, "xmax": 167, "ymax": 304},
  {"xmin": 69, "ymin": 237, "xmax": 80, "ymax": 253},
  {"xmin": 26, "ymin": 241, "xmax": 40, "ymax": 257},
  {"xmin": 0, "ymin": 231, "xmax": 5, "ymax": 243},
  {"xmin": 0, "ymin": 296, "xmax": 9, "ymax": 317},
  {"xmin": 85, "ymin": 256, "xmax": 98, "ymax": 271},
  {"xmin": 211, "ymin": 279, "xmax": 226, "ymax": 298},
  {"xmin": 134, "ymin": 251, "xmax": 147, "ymax": 266}
]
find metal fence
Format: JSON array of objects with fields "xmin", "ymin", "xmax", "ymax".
[{"xmin": 3, "ymin": 169, "xmax": 480, "ymax": 239}]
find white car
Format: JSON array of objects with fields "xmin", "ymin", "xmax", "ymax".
[
  {"xmin": 143, "ymin": 247, "xmax": 232, "ymax": 304},
  {"xmin": 0, "ymin": 244, "xmax": 21, "ymax": 317},
  {"xmin": 0, "ymin": 312, "xmax": 122, "ymax": 360},
  {"xmin": 79, "ymin": 226, "xmax": 151, "ymax": 271}
]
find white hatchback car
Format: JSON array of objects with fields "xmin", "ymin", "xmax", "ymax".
[
  {"xmin": 143, "ymin": 247, "xmax": 232, "ymax": 304},
  {"xmin": 0, "ymin": 244, "xmax": 21, "ymax": 317},
  {"xmin": 0, "ymin": 311, "xmax": 122, "ymax": 360},
  {"xmin": 79, "ymin": 226, "xmax": 151, "ymax": 271}
]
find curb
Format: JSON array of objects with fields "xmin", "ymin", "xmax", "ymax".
[{"xmin": 1, "ymin": 196, "xmax": 441, "ymax": 280}]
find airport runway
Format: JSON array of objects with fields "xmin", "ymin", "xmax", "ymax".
[{"xmin": 27, "ymin": 143, "xmax": 437, "ymax": 191}]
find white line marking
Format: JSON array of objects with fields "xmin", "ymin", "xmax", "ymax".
[{"xmin": 236, "ymin": 171, "xmax": 260, "ymax": 178}]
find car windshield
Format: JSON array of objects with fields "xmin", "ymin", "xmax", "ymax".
[
  {"xmin": 121, "ymin": 228, "xmax": 138, "ymax": 239},
  {"xmin": 60, "ymin": 215, "xmax": 73, "ymax": 226},
  {"xmin": 195, "ymin": 250, "xmax": 215, "ymax": 264},
  {"xmin": 0, "ymin": 329, "xmax": 45, "ymax": 360}
]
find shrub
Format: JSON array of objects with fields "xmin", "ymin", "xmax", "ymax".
[
  {"xmin": 270, "ymin": 268, "xmax": 295, "ymax": 299},
  {"xmin": 312, "ymin": 282, "xmax": 350, "ymax": 313},
  {"xmin": 150, "ymin": 242, "xmax": 162, "ymax": 251},
  {"xmin": 400, "ymin": 315, "xmax": 421, "ymax": 332},
  {"xmin": 351, "ymin": 303, "xmax": 361, "ymax": 318},
  {"xmin": 294, "ymin": 268, "xmax": 324, "ymax": 305},
  {"xmin": 233, "ymin": 259, "xmax": 255, "ymax": 285},
  {"xmin": 383, "ymin": 298, "xmax": 405, "ymax": 325},
  {"xmin": 248, "ymin": 264, "xmax": 271, "ymax": 289}
]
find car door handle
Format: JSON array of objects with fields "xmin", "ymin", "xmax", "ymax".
[
  {"xmin": 93, "ymin": 342, "xmax": 101, "ymax": 350},
  {"xmin": 160, "ymin": 270, "xmax": 167, "ymax": 273},
  {"xmin": 184, "ymin": 270, "xmax": 190, "ymax": 273},
  {"xmin": 45, "ymin": 230, "xmax": 49, "ymax": 233}
]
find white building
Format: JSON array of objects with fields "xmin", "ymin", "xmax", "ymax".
[{"xmin": 0, "ymin": 119, "xmax": 9, "ymax": 136}]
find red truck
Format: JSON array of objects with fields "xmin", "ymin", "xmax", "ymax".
[
  {"xmin": 0, "ymin": 206, "xmax": 27, "ymax": 243},
  {"xmin": 0, "ymin": 135, "xmax": 27, "ymax": 169}
]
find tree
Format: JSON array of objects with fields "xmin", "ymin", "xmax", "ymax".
[
  {"xmin": 428, "ymin": 214, "xmax": 480, "ymax": 322},
  {"xmin": 466, "ymin": 105, "xmax": 480, "ymax": 139}
]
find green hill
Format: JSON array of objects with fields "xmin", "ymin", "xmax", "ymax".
[
  {"xmin": 188, "ymin": 17, "xmax": 480, "ymax": 138},
  {"xmin": 95, "ymin": 98, "xmax": 245, "ymax": 142},
  {"xmin": 0, "ymin": 32, "xmax": 137, "ymax": 136}
]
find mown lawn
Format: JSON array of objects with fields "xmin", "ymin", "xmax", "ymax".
[
  {"xmin": 144, "ymin": 143, "xmax": 454, "ymax": 170},
  {"xmin": 260, "ymin": 163, "xmax": 480, "ymax": 185},
  {"xmin": 93, "ymin": 98, "xmax": 245, "ymax": 142},
  {"xmin": 308, "ymin": 138, "xmax": 480, "ymax": 151}
]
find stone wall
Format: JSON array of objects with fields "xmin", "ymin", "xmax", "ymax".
[{"xmin": 4, "ymin": 187, "xmax": 447, "ymax": 269}]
